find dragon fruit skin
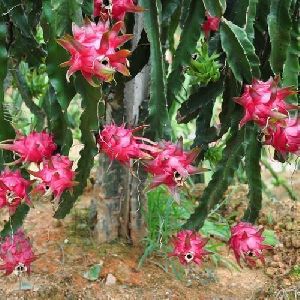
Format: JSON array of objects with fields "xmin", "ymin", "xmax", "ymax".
[
  {"xmin": 229, "ymin": 222, "xmax": 272, "ymax": 267},
  {"xmin": 235, "ymin": 77, "xmax": 297, "ymax": 128},
  {"xmin": 98, "ymin": 124, "xmax": 157, "ymax": 165},
  {"xmin": 202, "ymin": 13, "xmax": 220, "ymax": 38},
  {"xmin": 0, "ymin": 169, "xmax": 31, "ymax": 214},
  {"xmin": 0, "ymin": 229, "xmax": 36, "ymax": 276},
  {"xmin": 0, "ymin": 131, "xmax": 57, "ymax": 164},
  {"xmin": 169, "ymin": 230, "xmax": 209, "ymax": 265},
  {"xmin": 72, "ymin": 20, "xmax": 109, "ymax": 49},
  {"xmin": 58, "ymin": 20, "xmax": 133, "ymax": 85},
  {"xmin": 144, "ymin": 139, "xmax": 204, "ymax": 193},
  {"xmin": 94, "ymin": 0, "xmax": 102, "ymax": 18},
  {"xmin": 94, "ymin": 0, "xmax": 144, "ymax": 21},
  {"xmin": 30, "ymin": 154, "xmax": 76, "ymax": 200},
  {"xmin": 265, "ymin": 117, "xmax": 300, "ymax": 156}
]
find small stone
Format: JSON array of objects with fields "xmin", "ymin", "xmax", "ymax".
[
  {"xmin": 284, "ymin": 237, "xmax": 292, "ymax": 248},
  {"xmin": 276, "ymin": 243, "xmax": 284, "ymax": 249},
  {"xmin": 291, "ymin": 237, "xmax": 300, "ymax": 248},
  {"xmin": 273, "ymin": 255, "xmax": 280, "ymax": 262},
  {"xmin": 265, "ymin": 267, "xmax": 276, "ymax": 277},
  {"xmin": 294, "ymin": 224, "xmax": 300, "ymax": 231},
  {"xmin": 186, "ymin": 279, "xmax": 192, "ymax": 287},
  {"xmin": 105, "ymin": 273, "xmax": 117, "ymax": 286},
  {"xmin": 255, "ymin": 259, "xmax": 263, "ymax": 268},
  {"xmin": 286, "ymin": 222, "xmax": 293, "ymax": 231},
  {"xmin": 270, "ymin": 261, "xmax": 279, "ymax": 268},
  {"xmin": 283, "ymin": 278, "xmax": 291, "ymax": 286}
]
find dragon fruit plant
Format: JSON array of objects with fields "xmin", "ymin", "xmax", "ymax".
[
  {"xmin": 264, "ymin": 117, "xmax": 300, "ymax": 156},
  {"xmin": 0, "ymin": 131, "xmax": 57, "ymax": 164},
  {"xmin": 29, "ymin": 154, "xmax": 77, "ymax": 201},
  {"xmin": 0, "ymin": 131, "xmax": 75, "ymax": 276},
  {"xmin": 58, "ymin": 19, "xmax": 133, "ymax": 85},
  {"xmin": 98, "ymin": 125, "xmax": 206, "ymax": 197},
  {"xmin": 0, "ymin": 0, "xmax": 298, "ymax": 270},
  {"xmin": 97, "ymin": 124, "xmax": 158, "ymax": 165},
  {"xmin": 94, "ymin": 0, "xmax": 144, "ymax": 21},
  {"xmin": 235, "ymin": 76, "xmax": 299, "ymax": 158},
  {"xmin": 235, "ymin": 77, "xmax": 297, "ymax": 128},
  {"xmin": 144, "ymin": 138, "xmax": 206, "ymax": 195},
  {"xmin": 229, "ymin": 222, "xmax": 272, "ymax": 267},
  {"xmin": 0, "ymin": 130, "xmax": 76, "ymax": 203},
  {"xmin": 0, "ymin": 169, "xmax": 31, "ymax": 214},
  {"xmin": 169, "ymin": 230, "xmax": 209, "ymax": 265},
  {"xmin": 0, "ymin": 229, "xmax": 36, "ymax": 276},
  {"xmin": 202, "ymin": 13, "xmax": 220, "ymax": 39}
]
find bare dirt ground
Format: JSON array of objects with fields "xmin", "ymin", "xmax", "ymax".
[{"xmin": 0, "ymin": 169, "xmax": 299, "ymax": 300}]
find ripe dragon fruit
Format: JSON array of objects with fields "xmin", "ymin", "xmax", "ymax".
[
  {"xmin": 29, "ymin": 154, "xmax": 76, "ymax": 200},
  {"xmin": 229, "ymin": 222, "xmax": 272, "ymax": 267},
  {"xmin": 58, "ymin": 20, "xmax": 133, "ymax": 85},
  {"xmin": 0, "ymin": 169, "xmax": 31, "ymax": 214},
  {"xmin": 94, "ymin": 0, "xmax": 144, "ymax": 21},
  {"xmin": 169, "ymin": 230, "xmax": 209, "ymax": 265},
  {"xmin": 0, "ymin": 131, "xmax": 57, "ymax": 164},
  {"xmin": 202, "ymin": 13, "xmax": 220, "ymax": 38},
  {"xmin": 0, "ymin": 229, "xmax": 36, "ymax": 276},
  {"xmin": 144, "ymin": 138, "xmax": 205, "ymax": 195},
  {"xmin": 235, "ymin": 77, "xmax": 297, "ymax": 128},
  {"xmin": 265, "ymin": 117, "xmax": 300, "ymax": 156},
  {"xmin": 98, "ymin": 124, "xmax": 158, "ymax": 165}
]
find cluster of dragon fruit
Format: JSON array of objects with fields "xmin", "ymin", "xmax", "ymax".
[
  {"xmin": 0, "ymin": 131, "xmax": 76, "ymax": 275},
  {"xmin": 98, "ymin": 123, "xmax": 274, "ymax": 267},
  {"xmin": 0, "ymin": 1, "xmax": 298, "ymax": 276},
  {"xmin": 0, "ymin": 124, "xmax": 272, "ymax": 273},
  {"xmin": 235, "ymin": 77, "xmax": 299, "ymax": 156},
  {"xmin": 169, "ymin": 223, "xmax": 272, "ymax": 267},
  {"xmin": 201, "ymin": 15, "xmax": 299, "ymax": 157}
]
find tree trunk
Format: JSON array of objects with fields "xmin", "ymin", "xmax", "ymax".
[
  {"xmin": 93, "ymin": 13, "xmax": 150, "ymax": 244},
  {"xmin": 93, "ymin": 101, "xmax": 125, "ymax": 243}
]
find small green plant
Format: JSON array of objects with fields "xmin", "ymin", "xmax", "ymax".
[
  {"xmin": 83, "ymin": 264, "xmax": 102, "ymax": 281},
  {"xmin": 290, "ymin": 265, "xmax": 300, "ymax": 279},
  {"xmin": 139, "ymin": 185, "xmax": 194, "ymax": 268},
  {"xmin": 187, "ymin": 40, "xmax": 221, "ymax": 86}
]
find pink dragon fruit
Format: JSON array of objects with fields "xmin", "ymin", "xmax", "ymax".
[
  {"xmin": 265, "ymin": 117, "xmax": 300, "ymax": 156},
  {"xmin": 202, "ymin": 13, "xmax": 220, "ymax": 38},
  {"xmin": 29, "ymin": 154, "xmax": 76, "ymax": 200},
  {"xmin": 98, "ymin": 124, "xmax": 158, "ymax": 165},
  {"xmin": 94, "ymin": 0, "xmax": 144, "ymax": 21},
  {"xmin": 0, "ymin": 229, "xmax": 36, "ymax": 276},
  {"xmin": 229, "ymin": 222, "xmax": 272, "ymax": 267},
  {"xmin": 58, "ymin": 20, "xmax": 133, "ymax": 85},
  {"xmin": 235, "ymin": 77, "xmax": 297, "ymax": 128},
  {"xmin": 0, "ymin": 169, "xmax": 31, "ymax": 214},
  {"xmin": 169, "ymin": 230, "xmax": 209, "ymax": 265},
  {"xmin": 0, "ymin": 131, "xmax": 57, "ymax": 164},
  {"xmin": 144, "ymin": 138, "xmax": 205, "ymax": 195},
  {"xmin": 94, "ymin": 0, "xmax": 103, "ymax": 19},
  {"xmin": 72, "ymin": 19, "xmax": 110, "ymax": 49}
]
